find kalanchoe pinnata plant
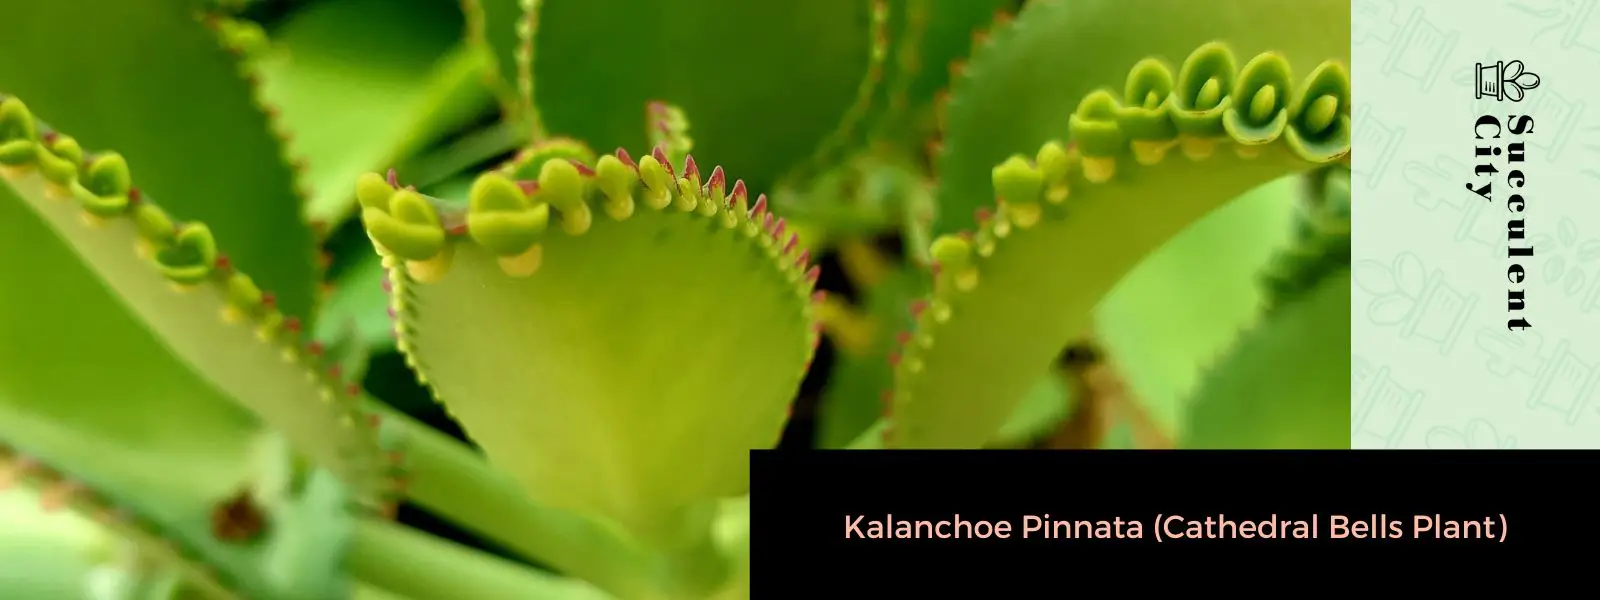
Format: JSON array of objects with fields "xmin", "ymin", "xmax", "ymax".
[{"xmin": 0, "ymin": 0, "xmax": 1350, "ymax": 598}]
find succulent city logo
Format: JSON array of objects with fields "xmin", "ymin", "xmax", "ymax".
[
  {"xmin": 1466, "ymin": 58, "xmax": 1539, "ymax": 332},
  {"xmin": 1473, "ymin": 59, "xmax": 1540, "ymax": 102}
]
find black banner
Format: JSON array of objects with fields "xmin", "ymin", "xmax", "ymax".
[{"xmin": 750, "ymin": 450, "xmax": 1586, "ymax": 592}]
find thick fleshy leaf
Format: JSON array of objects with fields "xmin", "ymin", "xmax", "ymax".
[
  {"xmin": 317, "ymin": 254, "xmax": 396, "ymax": 353},
  {"xmin": 884, "ymin": 25, "xmax": 1350, "ymax": 448},
  {"xmin": 1179, "ymin": 270, "xmax": 1350, "ymax": 448},
  {"xmin": 932, "ymin": 0, "xmax": 1348, "ymax": 238},
  {"xmin": 816, "ymin": 261, "xmax": 928, "ymax": 448},
  {"xmin": 1177, "ymin": 168, "xmax": 1349, "ymax": 447},
  {"xmin": 866, "ymin": 0, "xmax": 1016, "ymax": 144},
  {"xmin": 255, "ymin": 0, "xmax": 497, "ymax": 228},
  {"xmin": 0, "ymin": 174, "xmax": 356, "ymax": 600},
  {"xmin": 0, "ymin": 100, "xmax": 392, "ymax": 513},
  {"xmin": 365, "ymin": 152, "xmax": 818, "ymax": 540},
  {"xmin": 0, "ymin": 0, "xmax": 319, "ymax": 321},
  {"xmin": 1093, "ymin": 175, "xmax": 1299, "ymax": 437},
  {"xmin": 479, "ymin": 0, "xmax": 881, "ymax": 193}
]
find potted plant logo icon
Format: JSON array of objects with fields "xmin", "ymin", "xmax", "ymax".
[{"xmin": 1474, "ymin": 59, "xmax": 1540, "ymax": 102}]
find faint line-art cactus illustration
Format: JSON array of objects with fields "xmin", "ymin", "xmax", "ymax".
[
  {"xmin": 1426, "ymin": 419, "xmax": 1517, "ymax": 449},
  {"xmin": 1476, "ymin": 329, "xmax": 1600, "ymax": 426},
  {"xmin": 1530, "ymin": 217, "xmax": 1600, "ymax": 300},
  {"xmin": 1507, "ymin": 0, "xmax": 1600, "ymax": 60},
  {"xmin": 1351, "ymin": 0, "xmax": 1456, "ymax": 92},
  {"xmin": 1351, "ymin": 105, "xmax": 1405, "ymax": 190},
  {"xmin": 1354, "ymin": 252, "xmax": 1477, "ymax": 356},
  {"xmin": 1351, "ymin": 358, "xmax": 1425, "ymax": 448},
  {"xmin": 0, "ymin": 0, "xmax": 1352, "ymax": 597}
]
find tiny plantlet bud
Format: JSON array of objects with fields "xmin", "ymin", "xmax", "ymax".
[
  {"xmin": 637, "ymin": 153, "xmax": 673, "ymax": 210},
  {"xmin": 35, "ymin": 150, "xmax": 77, "ymax": 194},
  {"xmin": 536, "ymin": 159, "xmax": 586, "ymax": 211},
  {"xmin": 154, "ymin": 224, "xmax": 220, "ymax": 286},
  {"xmin": 594, "ymin": 154, "xmax": 637, "ymax": 202},
  {"xmin": 673, "ymin": 177, "xmax": 699, "ymax": 212},
  {"xmin": 0, "ymin": 139, "xmax": 36, "ymax": 171},
  {"xmin": 0, "ymin": 97, "xmax": 36, "ymax": 142},
  {"xmin": 1035, "ymin": 142, "xmax": 1070, "ymax": 183},
  {"xmin": 83, "ymin": 153, "xmax": 130, "ymax": 196},
  {"xmin": 45, "ymin": 134, "xmax": 82, "ymax": 165},
  {"xmin": 535, "ymin": 159, "xmax": 594, "ymax": 234},
  {"xmin": 929, "ymin": 235, "xmax": 971, "ymax": 268},
  {"xmin": 1304, "ymin": 95, "xmax": 1338, "ymax": 134},
  {"xmin": 365, "ymin": 189, "xmax": 446, "ymax": 261},
  {"xmin": 1195, "ymin": 78, "xmax": 1223, "ymax": 110},
  {"xmin": 991, "ymin": 156, "xmax": 1044, "ymax": 228},
  {"xmin": 356, "ymin": 172, "xmax": 395, "ymax": 211},
  {"xmin": 468, "ymin": 172, "xmax": 548, "ymax": 257},
  {"xmin": 1248, "ymin": 86, "xmax": 1277, "ymax": 123}
]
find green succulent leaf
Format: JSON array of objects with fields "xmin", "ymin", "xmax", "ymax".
[
  {"xmin": 0, "ymin": 100, "xmax": 393, "ymax": 512},
  {"xmin": 1093, "ymin": 176, "xmax": 1300, "ymax": 438},
  {"xmin": 318, "ymin": 254, "xmax": 398, "ymax": 354},
  {"xmin": 460, "ymin": 0, "xmax": 534, "ymax": 121},
  {"xmin": 254, "ymin": 0, "xmax": 498, "ymax": 230},
  {"xmin": 365, "ymin": 150, "xmax": 818, "ymax": 541},
  {"xmin": 816, "ymin": 264, "xmax": 929, "ymax": 448},
  {"xmin": 865, "ymin": 0, "xmax": 1016, "ymax": 146},
  {"xmin": 883, "ymin": 15, "xmax": 1350, "ymax": 448},
  {"xmin": 0, "ymin": 0, "xmax": 319, "ymax": 322},
  {"xmin": 932, "ymin": 0, "xmax": 1348, "ymax": 238},
  {"xmin": 1133, "ymin": 161, "xmax": 1350, "ymax": 448},
  {"xmin": 1179, "ymin": 270, "xmax": 1350, "ymax": 448},
  {"xmin": 900, "ymin": 0, "xmax": 1017, "ymax": 119},
  {"xmin": 781, "ymin": 0, "xmax": 893, "ymax": 184},
  {"xmin": 0, "ymin": 0, "xmax": 1371, "ymax": 596},
  {"xmin": 0, "ymin": 178, "xmax": 356, "ymax": 600},
  {"xmin": 480, "ymin": 0, "xmax": 882, "ymax": 194},
  {"xmin": 1259, "ymin": 166, "xmax": 1351, "ymax": 310}
]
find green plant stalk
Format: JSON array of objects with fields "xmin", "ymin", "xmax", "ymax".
[
  {"xmin": 371, "ymin": 404, "xmax": 665, "ymax": 599},
  {"xmin": 346, "ymin": 518, "xmax": 613, "ymax": 600}
]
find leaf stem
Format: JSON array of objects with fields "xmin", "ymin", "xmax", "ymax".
[
  {"xmin": 347, "ymin": 517, "xmax": 614, "ymax": 600},
  {"xmin": 370, "ymin": 403, "xmax": 660, "ymax": 598}
]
